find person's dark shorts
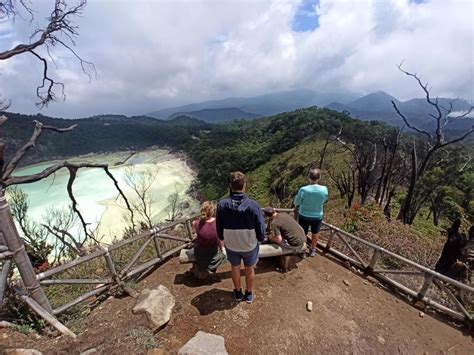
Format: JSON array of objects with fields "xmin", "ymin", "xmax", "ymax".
[
  {"xmin": 226, "ymin": 245, "xmax": 259, "ymax": 267},
  {"xmin": 298, "ymin": 214, "xmax": 323, "ymax": 235}
]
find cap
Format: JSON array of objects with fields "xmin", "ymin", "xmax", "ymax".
[{"xmin": 263, "ymin": 207, "xmax": 275, "ymax": 217}]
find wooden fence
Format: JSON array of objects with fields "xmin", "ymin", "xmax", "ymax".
[
  {"xmin": 4, "ymin": 209, "xmax": 474, "ymax": 337},
  {"xmin": 33, "ymin": 217, "xmax": 195, "ymax": 316},
  {"xmin": 276, "ymin": 208, "xmax": 473, "ymax": 322}
]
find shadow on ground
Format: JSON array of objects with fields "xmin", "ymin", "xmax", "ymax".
[
  {"xmin": 174, "ymin": 271, "xmax": 224, "ymax": 287},
  {"xmin": 190, "ymin": 288, "xmax": 238, "ymax": 315},
  {"xmin": 174, "ymin": 258, "xmax": 286, "ymax": 288}
]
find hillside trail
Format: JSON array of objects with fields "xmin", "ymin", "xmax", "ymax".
[{"xmin": 1, "ymin": 252, "xmax": 473, "ymax": 354}]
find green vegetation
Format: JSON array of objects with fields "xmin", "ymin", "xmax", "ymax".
[
  {"xmin": 128, "ymin": 326, "xmax": 157, "ymax": 349},
  {"xmin": 0, "ymin": 112, "xmax": 211, "ymax": 167},
  {"xmin": 184, "ymin": 106, "xmax": 353, "ymax": 198}
]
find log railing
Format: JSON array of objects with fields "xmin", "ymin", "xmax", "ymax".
[
  {"xmin": 276, "ymin": 208, "xmax": 473, "ymax": 322},
  {"xmin": 5, "ymin": 209, "xmax": 473, "ymax": 337},
  {"xmin": 33, "ymin": 217, "xmax": 195, "ymax": 316}
]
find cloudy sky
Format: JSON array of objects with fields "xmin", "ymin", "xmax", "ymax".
[{"xmin": 0, "ymin": 0, "xmax": 473, "ymax": 118}]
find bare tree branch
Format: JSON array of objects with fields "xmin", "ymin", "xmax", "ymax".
[
  {"xmin": 397, "ymin": 62, "xmax": 443, "ymax": 120},
  {"xmin": 391, "ymin": 100, "xmax": 432, "ymax": 140},
  {"xmin": 458, "ymin": 154, "xmax": 472, "ymax": 173},
  {"xmin": 0, "ymin": 0, "xmax": 95, "ymax": 107},
  {"xmin": 0, "ymin": 1, "xmax": 87, "ymax": 60},
  {"xmin": 0, "ymin": 1, "xmax": 33, "ymax": 21},
  {"xmin": 439, "ymin": 126, "xmax": 474, "ymax": 148},
  {"xmin": 444, "ymin": 106, "xmax": 474, "ymax": 128},
  {"xmin": 3, "ymin": 161, "xmax": 135, "ymax": 233},
  {"xmin": 1, "ymin": 120, "xmax": 77, "ymax": 180},
  {"xmin": 29, "ymin": 50, "xmax": 65, "ymax": 107},
  {"xmin": 41, "ymin": 224, "xmax": 86, "ymax": 257}
]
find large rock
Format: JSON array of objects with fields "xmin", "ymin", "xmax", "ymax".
[
  {"xmin": 3, "ymin": 350, "xmax": 42, "ymax": 355},
  {"xmin": 178, "ymin": 331, "xmax": 227, "ymax": 355},
  {"xmin": 132, "ymin": 286, "xmax": 175, "ymax": 330}
]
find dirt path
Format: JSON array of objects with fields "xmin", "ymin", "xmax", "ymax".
[{"xmin": 1, "ymin": 253, "xmax": 473, "ymax": 354}]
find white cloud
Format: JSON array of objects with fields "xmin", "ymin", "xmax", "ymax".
[{"xmin": 0, "ymin": 0, "xmax": 472, "ymax": 118}]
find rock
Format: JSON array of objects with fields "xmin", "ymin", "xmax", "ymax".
[
  {"xmin": 419, "ymin": 311, "xmax": 425, "ymax": 318},
  {"xmin": 81, "ymin": 349, "xmax": 99, "ymax": 355},
  {"xmin": 178, "ymin": 331, "xmax": 227, "ymax": 355},
  {"xmin": 343, "ymin": 279, "xmax": 351, "ymax": 286},
  {"xmin": 377, "ymin": 335, "xmax": 386, "ymax": 345},
  {"xmin": 306, "ymin": 301, "xmax": 313, "ymax": 312},
  {"xmin": 133, "ymin": 286, "xmax": 175, "ymax": 330},
  {"xmin": 4, "ymin": 350, "xmax": 43, "ymax": 355},
  {"xmin": 413, "ymin": 300, "xmax": 426, "ymax": 310}
]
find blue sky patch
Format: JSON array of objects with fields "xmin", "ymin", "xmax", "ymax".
[{"xmin": 292, "ymin": 0, "xmax": 320, "ymax": 32}]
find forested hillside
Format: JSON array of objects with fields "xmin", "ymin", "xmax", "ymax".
[
  {"xmin": 2, "ymin": 106, "xmax": 472, "ymax": 231},
  {"xmin": 0, "ymin": 112, "xmax": 211, "ymax": 166},
  {"xmin": 181, "ymin": 106, "xmax": 473, "ymax": 234}
]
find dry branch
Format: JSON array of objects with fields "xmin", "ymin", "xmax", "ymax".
[
  {"xmin": 0, "ymin": 0, "xmax": 95, "ymax": 107},
  {"xmin": 391, "ymin": 100, "xmax": 432, "ymax": 140},
  {"xmin": 41, "ymin": 224, "xmax": 86, "ymax": 256},
  {"xmin": 4, "ymin": 160, "xmax": 135, "ymax": 243},
  {"xmin": 1, "ymin": 120, "xmax": 77, "ymax": 181}
]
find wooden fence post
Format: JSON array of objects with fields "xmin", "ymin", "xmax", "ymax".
[
  {"xmin": 367, "ymin": 250, "xmax": 380, "ymax": 273},
  {"xmin": 0, "ymin": 189, "xmax": 52, "ymax": 313},
  {"xmin": 417, "ymin": 274, "xmax": 433, "ymax": 300},
  {"xmin": 185, "ymin": 220, "xmax": 193, "ymax": 240},
  {"xmin": 153, "ymin": 238, "xmax": 162, "ymax": 258},
  {"xmin": 103, "ymin": 248, "xmax": 137, "ymax": 298},
  {"xmin": 326, "ymin": 229, "xmax": 334, "ymax": 250},
  {"xmin": 0, "ymin": 232, "xmax": 10, "ymax": 304}
]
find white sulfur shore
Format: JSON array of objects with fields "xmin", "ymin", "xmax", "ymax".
[{"xmin": 12, "ymin": 148, "xmax": 198, "ymax": 245}]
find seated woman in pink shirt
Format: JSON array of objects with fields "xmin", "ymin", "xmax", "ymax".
[{"xmin": 192, "ymin": 201, "xmax": 226, "ymax": 273}]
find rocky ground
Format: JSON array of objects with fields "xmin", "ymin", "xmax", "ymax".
[{"xmin": 1, "ymin": 252, "xmax": 473, "ymax": 354}]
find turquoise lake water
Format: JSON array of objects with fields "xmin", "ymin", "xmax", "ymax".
[{"xmin": 9, "ymin": 149, "xmax": 197, "ymax": 243}]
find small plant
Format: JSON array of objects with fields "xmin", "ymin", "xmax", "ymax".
[
  {"xmin": 128, "ymin": 326, "xmax": 157, "ymax": 349},
  {"xmin": 15, "ymin": 324, "xmax": 34, "ymax": 334}
]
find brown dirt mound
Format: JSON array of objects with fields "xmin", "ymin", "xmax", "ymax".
[{"xmin": 1, "ymin": 253, "xmax": 473, "ymax": 354}]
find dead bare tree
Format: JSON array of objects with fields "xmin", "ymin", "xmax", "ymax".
[
  {"xmin": 0, "ymin": 1, "xmax": 131, "ymax": 320},
  {"xmin": 335, "ymin": 131, "xmax": 379, "ymax": 205},
  {"xmin": 166, "ymin": 184, "xmax": 184, "ymax": 222},
  {"xmin": 392, "ymin": 63, "xmax": 474, "ymax": 224},
  {"xmin": 317, "ymin": 122, "xmax": 343, "ymax": 170},
  {"xmin": 0, "ymin": 117, "xmax": 135, "ymax": 313},
  {"xmin": 327, "ymin": 161, "xmax": 356, "ymax": 208},
  {"xmin": 0, "ymin": 0, "xmax": 95, "ymax": 107},
  {"xmin": 124, "ymin": 166, "xmax": 159, "ymax": 229}
]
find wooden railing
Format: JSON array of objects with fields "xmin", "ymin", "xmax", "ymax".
[
  {"xmin": 8, "ymin": 209, "xmax": 473, "ymax": 337},
  {"xmin": 276, "ymin": 208, "xmax": 473, "ymax": 322},
  {"xmin": 34, "ymin": 217, "xmax": 195, "ymax": 316}
]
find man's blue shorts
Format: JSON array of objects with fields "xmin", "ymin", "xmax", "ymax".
[
  {"xmin": 298, "ymin": 214, "xmax": 323, "ymax": 235},
  {"xmin": 226, "ymin": 245, "xmax": 259, "ymax": 267}
]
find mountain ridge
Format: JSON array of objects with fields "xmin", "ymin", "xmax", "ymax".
[{"xmin": 146, "ymin": 89, "xmax": 359, "ymax": 119}]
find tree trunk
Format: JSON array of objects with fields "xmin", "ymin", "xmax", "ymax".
[
  {"xmin": 0, "ymin": 189, "xmax": 52, "ymax": 313},
  {"xmin": 398, "ymin": 143, "xmax": 417, "ymax": 224},
  {"xmin": 375, "ymin": 145, "xmax": 388, "ymax": 204},
  {"xmin": 433, "ymin": 210, "xmax": 439, "ymax": 226}
]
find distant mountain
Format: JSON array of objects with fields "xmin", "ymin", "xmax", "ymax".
[
  {"xmin": 146, "ymin": 89, "xmax": 359, "ymax": 120},
  {"xmin": 346, "ymin": 91, "xmax": 400, "ymax": 112},
  {"xmin": 167, "ymin": 108, "xmax": 262, "ymax": 123},
  {"xmin": 327, "ymin": 92, "xmax": 473, "ymax": 131},
  {"xmin": 164, "ymin": 115, "xmax": 210, "ymax": 126}
]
